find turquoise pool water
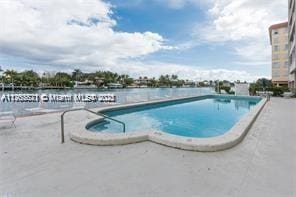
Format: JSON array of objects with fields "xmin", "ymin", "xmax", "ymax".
[{"xmin": 88, "ymin": 96, "xmax": 261, "ymax": 138}]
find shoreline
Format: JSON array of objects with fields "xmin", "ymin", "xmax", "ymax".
[
  {"xmin": 0, "ymin": 86, "xmax": 212, "ymax": 91},
  {"xmin": 0, "ymin": 87, "xmax": 215, "ymax": 117}
]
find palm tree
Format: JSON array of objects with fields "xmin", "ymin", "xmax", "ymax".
[
  {"xmin": 4, "ymin": 70, "xmax": 18, "ymax": 84},
  {"xmin": 21, "ymin": 70, "xmax": 40, "ymax": 87},
  {"xmin": 0, "ymin": 67, "xmax": 4, "ymax": 91},
  {"xmin": 72, "ymin": 69, "xmax": 83, "ymax": 81},
  {"xmin": 171, "ymin": 74, "xmax": 178, "ymax": 80}
]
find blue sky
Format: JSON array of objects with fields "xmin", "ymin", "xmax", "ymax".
[
  {"xmin": 111, "ymin": 1, "xmax": 231, "ymax": 64},
  {"xmin": 0, "ymin": 0, "xmax": 288, "ymax": 81}
]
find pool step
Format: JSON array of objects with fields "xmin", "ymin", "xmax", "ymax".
[{"xmin": 93, "ymin": 119, "xmax": 111, "ymax": 130}]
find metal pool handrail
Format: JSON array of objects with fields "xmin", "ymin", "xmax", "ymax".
[{"xmin": 61, "ymin": 108, "xmax": 126, "ymax": 143}]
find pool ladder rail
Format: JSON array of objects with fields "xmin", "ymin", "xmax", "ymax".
[{"xmin": 60, "ymin": 108, "xmax": 126, "ymax": 143}]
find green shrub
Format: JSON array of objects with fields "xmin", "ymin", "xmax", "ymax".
[{"xmin": 266, "ymin": 87, "xmax": 289, "ymax": 97}]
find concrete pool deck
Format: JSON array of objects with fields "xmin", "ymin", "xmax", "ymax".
[{"xmin": 0, "ymin": 97, "xmax": 295, "ymax": 196}]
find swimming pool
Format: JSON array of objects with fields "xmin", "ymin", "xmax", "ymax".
[{"xmin": 88, "ymin": 95, "xmax": 261, "ymax": 138}]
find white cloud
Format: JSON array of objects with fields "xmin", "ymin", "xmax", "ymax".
[
  {"xmin": 154, "ymin": 0, "xmax": 287, "ymax": 64},
  {"xmin": 0, "ymin": 0, "xmax": 171, "ymax": 68},
  {"xmin": 0, "ymin": 0, "xmax": 281, "ymax": 81},
  {"xmin": 234, "ymin": 61, "xmax": 270, "ymax": 66},
  {"xmin": 202, "ymin": 0, "xmax": 287, "ymax": 41},
  {"xmin": 194, "ymin": 0, "xmax": 287, "ymax": 62},
  {"xmin": 96, "ymin": 60, "xmax": 266, "ymax": 82}
]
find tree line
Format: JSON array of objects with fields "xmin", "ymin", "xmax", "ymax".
[
  {"xmin": 249, "ymin": 78, "xmax": 289, "ymax": 96},
  {"xmin": 0, "ymin": 69, "xmax": 198, "ymax": 88}
]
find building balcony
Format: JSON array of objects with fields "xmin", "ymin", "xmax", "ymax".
[
  {"xmin": 289, "ymin": 0, "xmax": 294, "ymax": 10},
  {"xmin": 289, "ymin": 39, "xmax": 295, "ymax": 56},
  {"xmin": 290, "ymin": 60, "xmax": 296, "ymax": 73},
  {"xmin": 289, "ymin": 1, "xmax": 295, "ymax": 20},
  {"xmin": 289, "ymin": 17, "xmax": 295, "ymax": 39},
  {"xmin": 289, "ymin": 73, "xmax": 295, "ymax": 81},
  {"xmin": 289, "ymin": 8, "xmax": 294, "ymax": 26}
]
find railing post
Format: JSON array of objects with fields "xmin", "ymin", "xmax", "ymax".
[
  {"xmin": 61, "ymin": 114, "xmax": 65, "ymax": 143},
  {"xmin": 267, "ymin": 93, "xmax": 271, "ymax": 101}
]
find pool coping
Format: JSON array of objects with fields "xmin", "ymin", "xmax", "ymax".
[{"xmin": 69, "ymin": 95, "xmax": 267, "ymax": 152}]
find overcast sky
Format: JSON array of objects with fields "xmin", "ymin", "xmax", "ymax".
[{"xmin": 0, "ymin": 0, "xmax": 288, "ymax": 81}]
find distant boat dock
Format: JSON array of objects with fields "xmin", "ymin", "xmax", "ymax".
[{"xmin": 0, "ymin": 85, "xmax": 71, "ymax": 91}]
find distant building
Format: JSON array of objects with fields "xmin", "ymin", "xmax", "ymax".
[
  {"xmin": 74, "ymin": 81, "xmax": 97, "ymax": 89},
  {"xmin": 234, "ymin": 83, "xmax": 249, "ymax": 96},
  {"xmin": 107, "ymin": 83, "xmax": 123, "ymax": 89},
  {"xmin": 183, "ymin": 80, "xmax": 196, "ymax": 87},
  {"xmin": 222, "ymin": 81, "xmax": 231, "ymax": 87},
  {"xmin": 288, "ymin": 0, "xmax": 296, "ymax": 93},
  {"xmin": 269, "ymin": 22, "xmax": 289, "ymax": 87},
  {"xmin": 134, "ymin": 77, "xmax": 151, "ymax": 87}
]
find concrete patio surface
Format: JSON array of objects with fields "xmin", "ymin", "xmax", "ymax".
[{"xmin": 0, "ymin": 97, "xmax": 296, "ymax": 197}]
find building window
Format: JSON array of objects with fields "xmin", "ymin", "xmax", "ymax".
[
  {"xmin": 285, "ymin": 44, "xmax": 289, "ymax": 50},
  {"xmin": 274, "ymin": 45, "xmax": 279, "ymax": 51},
  {"xmin": 273, "ymin": 54, "xmax": 279, "ymax": 60},
  {"xmin": 284, "ymin": 61, "xmax": 289, "ymax": 67},
  {"xmin": 273, "ymin": 38, "xmax": 279, "ymax": 44},
  {"xmin": 272, "ymin": 70, "xmax": 280, "ymax": 77},
  {"xmin": 282, "ymin": 73, "xmax": 289, "ymax": 77},
  {"xmin": 273, "ymin": 30, "xmax": 279, "ymax": 35},
  {"xmin": 285, "ymin": 53, "xmax": 289, "ymax": 59},
  {"xmin": 272, "ymin": 62, "xmax": 280, "ymax": 68},
  {"xmin": 285, "ymin": 37, "xmax": 289, "ymax": 42}
]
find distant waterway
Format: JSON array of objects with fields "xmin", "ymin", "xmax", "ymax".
[{"xmin": 0, "ymin": 87, "xmax": 214, "ymax": 116}]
